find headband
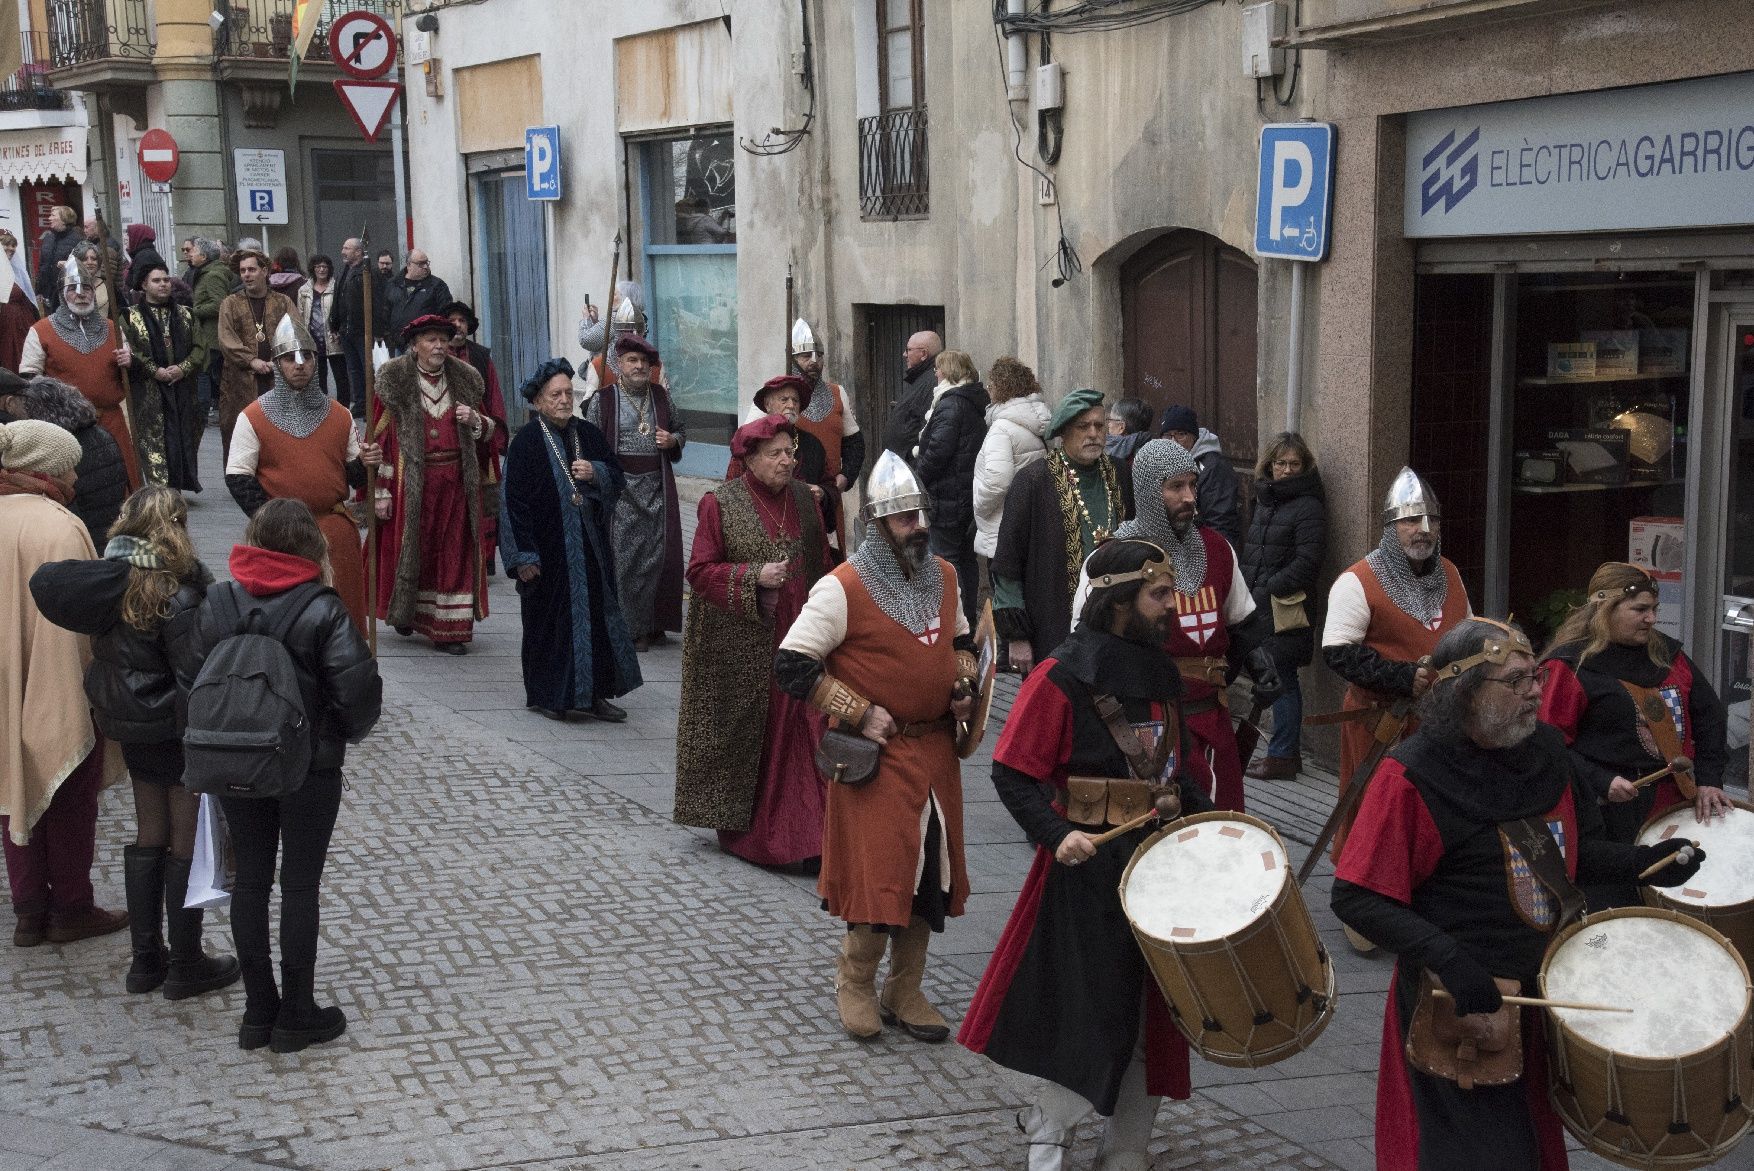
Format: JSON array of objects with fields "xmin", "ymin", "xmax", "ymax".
[
  {"xmin": 1087, "ymin": 541, "xmax": 1174, "ymax": 591},
  {"xmin": 1589, "ymin": 563, "xmax": 1656, "ymax": 604},
  {"xmin": 1435, "ymin": 618, "xmax": 1534, "ymax": 681}
]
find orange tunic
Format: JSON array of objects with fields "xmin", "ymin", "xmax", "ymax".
[
  {"xmin": 1332, "ymin": 554, "xmax": 1469, "ymax": 858},
  {"xmin": 243, "ymin": 399, "xmax": 367, "ymax": 633},
  {"xmin": 793, "ymin": 382, "xmax": 847, "ymax": 481},
  {"xmin": 32, "ymin": 319, "xmax": 140, "ymax": 492},
  {"xmin": 817, "ymin": 561, "xmax": 969, "ymax": 927}
]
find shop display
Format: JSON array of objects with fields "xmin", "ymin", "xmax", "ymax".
[
  {"xmin": 1547, "ymin": 341, "xmax": 1596, "ymax": 378},
  {"xmin": 1582, "ymin": 329, "xmax": 1640, "ymax": 376},
  {"xmin": 1545, "ymin": 427, "xmax": 1628, "ymax": 486},
  {"xmin": 1640, "ymin": 328, "xmax": 1690, "ymax": 374}
]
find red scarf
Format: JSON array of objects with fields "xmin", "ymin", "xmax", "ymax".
[{"xmin": 0, "ymin": 468, "xmax": 74, "ymax": 505}]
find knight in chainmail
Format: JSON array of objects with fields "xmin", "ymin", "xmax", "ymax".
[
  {"xmin": 1098, "ymin": 438, "xmax": 1278, "ymax": 812},
  {"xmin": 774, "ymin": 450, "xmax": 978, "ymax": 1044},
  {"xmin": 225, "ymin": 316, "xmax": 371, "ymax": 631},
  {"xmin": 1318, "ymin": 466, "xmax": 1474, "ymax": 947},
  {"xmin": 788, "ymin": 317, "xmax": 865, "ymax": 503}
]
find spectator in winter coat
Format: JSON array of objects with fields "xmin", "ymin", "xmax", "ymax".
[
  {"xmin": 34, "ymin": 206, "xmax": 80, "ymax": 310},
  {"xmin": 386, "ymin": 251, "xmax": 452, "ymax": 352},
  {"xmin": 884, "ymin": 330, "xmax": 941, "ymax": 458},
  {"xmin": 1159, "ymin": 404, "xmax": 1242, "ymax": 543},
  {"xmin": 0, "ymin": 373, "xmax": 130, "ymax": 548},
  {"xmin": 913, "ymin": 349, "xmax": 989, "ymax": 629},
  {"xmin": 971, "ymin": 357, "xmax": 1049, "ymax": 560},
  {"xmin": 1238, "ymin": 432, "xmax": 1326, "ymax": 779},
  {"xmin": 1105, "ymin": 397, "xmax": 1153, "ymax": 477}
]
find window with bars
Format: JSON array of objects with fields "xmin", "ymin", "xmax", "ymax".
[{"xmin": 860, "ymin": 0, "xmax": 927, "ymax": 219}]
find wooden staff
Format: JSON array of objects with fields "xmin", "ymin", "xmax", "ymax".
[
  {"xmin": 1639, "ymin": 841, "xmax": 1701, "ymax": 882},
  {"xmin": 91, "ymin": 206, "xmax": 122, "ymax": 326},
  {"xmin": 1433, "ymin": 989, "xmax": 1632, "ymax": 1015},
  {"xmin": 784, "ymin": 261, "xmax": 794, "ymax": 371},
  {"xmin": 604, "ymin": 232, "xmax": 621, "ymax": 337},
  {"xmin": 360, "ymin": 223, "xmax": 378, "ymax": 654}
]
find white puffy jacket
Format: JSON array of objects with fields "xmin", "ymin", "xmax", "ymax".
[{"xmin": 972, "ymin": 393, "xmax": 1051, "ymax": 558}]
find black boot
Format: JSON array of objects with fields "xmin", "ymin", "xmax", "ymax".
[
  {"xmin": 270, "ymin": 963, "xmax": 347, "ymax": 1054},
  {"xmin": 122, "ymin": 845, "xmax": 168, "ymax": 994},
  {"xmin": 161, "ymin": 856, "xmax": 241, "ymax": 1001},
  {"xmin": 237, "ymin": 955, "xmax": 279, "ymax": 1050}
]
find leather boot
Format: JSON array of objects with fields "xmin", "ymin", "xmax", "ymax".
[
  {"xmin": 835, "ymin": 926, "xmax": 886, "ymax": 1041},
  {"xmin": 161, "ymin": 856, "xmax": 240, "ymax": 1000},
  {"xmin": 1245, "ymin": 754, "xmax": 1302, "ymax": 780},
  {"xmin": 122, "ymin": 845, "xmax": 169, "ymax": 993},
  {"xmin": 879, "ymin": 916, "xmax": 949, "ymax": 1042},
  {"xmin": 12, "ymin": 901, "xmax": 47, "ymax": 948},
  {"xmin": 270, "ymin": 963, "xmax": 347, "ymax": 1053},
  {"xmin": 237, "ymin": 956, "xmax": 280, "ymax": 1050},
  {"xmin": 45, "ymin": 903, "xmax": 128, "ymax": 943}
]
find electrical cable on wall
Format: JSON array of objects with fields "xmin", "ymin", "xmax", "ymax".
[
  {"xmin": 994, "ymin": 0, "xmax": 1222, "ymax": 35},
  {"xmin": 991, "ymin": 18, "xmax": 1081, "ymax": 287},
  {"xmin": 742, "ymin": 0, "xmax": 815, "ymax": 156}
]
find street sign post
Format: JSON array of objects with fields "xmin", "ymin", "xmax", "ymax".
[
  {"xmin": 525, "ymin": 126, "xmax": 561, "ymax": 201},
  {"xmin": 327, "ymin": 10, "xmax": 396, "ymax": 80},
  {"xmin": 334, "ymin": 79, "xmax": 401, "ymax": 142},
  {"xmin": 1254, "ymin": 122, "xmax": 1336, "ymax": 433},
  {"xmin": 234, "ymin": 147, "xmax": 288, "ymax": 227},
  {"xmin": 138, "ymin": 129, "xmax": 179, "ymax": 184}
]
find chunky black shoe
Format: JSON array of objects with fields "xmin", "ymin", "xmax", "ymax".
[
  {"xmin": 237, "ymin": 956, "xmax": 279, "ymax": 1051},
  {"xmin": 122, "ymin": 845, "xmax": 169, "ymax": 994},
  {"xmin": 437, "ymin": 641, "xmax": 466, "ymax": 656},
  {"xmin": 270, "ymin": 964, "xmax": 347, "ymax": 1054},
  {"xmin": 588, "ymin": 698, "xmax": 627, "ymax": 722},
  {"xmin": 161, "ymin": 856, "xmax": 240, "ymax": 1001}
]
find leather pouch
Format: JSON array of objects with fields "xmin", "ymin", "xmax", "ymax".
[
  {"xmin": 1066, "ymin": 777, "xmax": 1109, "ymax": 826},
  {"xmin": 1405, "ymin": 970, "xmax": 1524, "ymax": 1090},
  {"xmin": 1271, "ymin": 591, "xmax": 1310, "ymax": 634},
  {"xmin": 1105, "ymin": 780, "xmax": 1155, "ymax": 826},
  {"xmin": 815, "ymin": 727, "xmax": 879, "ymax": 787}
]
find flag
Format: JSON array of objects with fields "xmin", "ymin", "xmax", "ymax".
[{"xmin": 288, "ymin": 0, "xmax": 325, "ymax": 93}]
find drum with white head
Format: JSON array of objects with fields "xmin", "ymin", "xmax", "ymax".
[
  {"xmin": 1637, "ymin": 799, "xmax": 1754, "ymax": 974},
  {"xmin": 1540, "ymin": 907, "xmax": 1753, "ymax": 1168},
  {"xmin": 1119, "ymin": 811, "xmax": 1334, "ymax": 1067}
]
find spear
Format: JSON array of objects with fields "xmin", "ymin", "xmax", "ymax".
[
  {"xmin": 784, "ymin": 262, "xmax": 794, "ymax": 371},
  {"xmin": 360, "ymin": 222, "xmax": 378, "ymax": 654}
]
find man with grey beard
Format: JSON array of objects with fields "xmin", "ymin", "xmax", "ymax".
[
  {"xmin": 19, "ymin": 256, "xmax": 140, "ymax": 490},
  {"xmin": 1331, "ymin": 617, "xmax": 1702, "ymax": 1171}
]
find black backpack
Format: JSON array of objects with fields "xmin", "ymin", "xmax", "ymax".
[{"xmin": 182, "ymin": 581, "xmax": 326, "ymax": 799}]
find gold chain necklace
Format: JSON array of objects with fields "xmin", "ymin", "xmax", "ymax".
[
  {"xmin": 539, "ymin": 419, "xmax": 583, "ymax": 508},
  {"xmin": 1056, "ymin": 449, "xmax": 1115, "ymax": 543}
]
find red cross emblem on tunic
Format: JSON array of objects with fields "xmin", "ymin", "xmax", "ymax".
[
  {"xmin": 1175, "ymin": 586, "xmax": 1220, "ymax": 647},
  {"xmin": 916, "ymin": 617, "xmax": 942, "ymax": 647}
]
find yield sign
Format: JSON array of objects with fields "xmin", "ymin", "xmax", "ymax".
[
  {"xmin": 138, "ymin": 128, "xmax": 179, "ymax": 183},
  {"xmin": 334, "ymin": 79, "xmax": 401, "ymax": 142}
]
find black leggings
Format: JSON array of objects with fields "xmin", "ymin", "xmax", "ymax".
[{"xmin": 220, "ymin": 769, "xmax": 343, "ymax": 970}]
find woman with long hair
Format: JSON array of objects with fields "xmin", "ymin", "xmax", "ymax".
[
  {"xmin": 179, "ymin": 498, "xmax": 381, "ymax": 1051},
  {"xmin": 303, "ymin": 253, "xmax": 348, "ymax": 409},
  {"xmin": 31, "ymin": 484, "xmax": 237, "ymax": 995},
  {"xmin": 1539, "ymin": 561, "xmax": 1731, "ymax": 905}
]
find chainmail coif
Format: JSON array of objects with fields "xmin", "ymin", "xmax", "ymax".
[
  {"xmin": 1114, "ymin": 438, "xmax": 1206, "ymax": 590},
  {"xmin": 257, "ymin": 368, "xmax": 332, "ymax": 439},
  {"xmin": 1365, "ymin": 525, "xmax": 1448, "ymax": 625},
  {"xmin": 849, "ymin": 519, "xmax": 944, "ymax": 636}
]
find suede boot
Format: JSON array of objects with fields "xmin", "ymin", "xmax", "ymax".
[
  {"xmin": 237, "ymin": 956, "xmax": 280, "ymax": 1050},
  {"xmin": 161, "ymin": 856, "xmax": 240, "ymax": 1001},
  {"xmin": 12, "ymin": 901, "xmax": 47, "ymax": 948},
  {"xmin": 270, "ymin": 963, "xmax": 347, "ymax": 1053},
  {"xmin": 835, "ymin": 926, "xmax": 886, "ymax": 1041},
  {"xmin": 45, "ymin": 903, "xmax": 128, "ymax": 943},
  {"xmin": 122, "ymin": 845, "xmax": 169, "ymax": 993},
  {"xmin": 879, "ymin": 916, "xmax": 950, "ymax": 1042}
]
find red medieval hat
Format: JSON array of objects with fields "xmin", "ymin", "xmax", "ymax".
[
  {"xmin": 615, "ymin": 333, "xmax": 660, "ymax": 363},
  {"xmin": 731, "ymin": 412, "xmax": 796, "ymax": 460},
  {"xmin": 754, "ymin": 374, "xmax": 810, "ymax": 412},
  {"xmin": 401, "ymin": 313, "xmax": 456, "ymax": 345}
]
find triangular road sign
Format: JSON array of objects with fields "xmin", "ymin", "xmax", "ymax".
[{"xmin": 334, "ymin": 79, "xmax": 401, "ymax": 142}]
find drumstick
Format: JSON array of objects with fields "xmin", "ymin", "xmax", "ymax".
[
  {"xmin": 1638, "ymin": 841, "xmax": 1700, "ymax": 881},
  {"xmin": 1433, "ymin": 989, "xmax": 1633, "ymax": 1014},
  {"xmin": 1086, "ymin": 810, "xmax": 1157, "ymax": 847},
  {"xmin": 1632, "ymin": 755, "xmax": 1694, "ymax": 789}
]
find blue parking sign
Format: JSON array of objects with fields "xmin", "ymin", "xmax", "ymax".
[
  {"xmin": 249, "ymin": 189, "xmax": 274, "ymax": 213},
  {"xmin": 1254, "ymin": 123, "xmax": 1335, "ymax": 261},
  {"xmin": 525, "ymin": 126, "xmax": 561, "ymax": 202}
]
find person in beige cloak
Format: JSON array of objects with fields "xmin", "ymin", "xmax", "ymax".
[
  {"xmin": 215, "ymin": 247, "xmax": 293, "ymax": 464},
  {"xmin": 0, "ymin": 419, "xmax": 127, "ymax": 947}
]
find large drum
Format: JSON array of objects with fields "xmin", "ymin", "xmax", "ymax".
[
  {"xmin": 1540, "ymin": 907, "xmax": 1753, "ymax": 1169},
  {"xmin": 1118, "ymin": 811, "xmax": 1335, "ymax": 1067},
  {"xmin": 1637, "ymin": 799, "xmax": 1754, "ymax": 972}
]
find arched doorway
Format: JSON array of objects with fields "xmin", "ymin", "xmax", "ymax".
[{"xmin": 1120, "ymin": 230, "xmax": 1258, "ymax": 466}]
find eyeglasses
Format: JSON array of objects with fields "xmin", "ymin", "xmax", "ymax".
[
  {"xmin": 1271, "ymin": 459, "xmax": 1303, "ymax": 470},
  {"xmin": 1484, "ymin": 670, "xmax": 1543, "ymax": 692}
]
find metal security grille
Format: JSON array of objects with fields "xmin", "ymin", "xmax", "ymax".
[
  {"xmin": 215, "ymin": 0, "xmax": 401, "ymax": 60},
  {"xmin": 858, "ymin": 108, "xmax": 929, "ymax": 220}
]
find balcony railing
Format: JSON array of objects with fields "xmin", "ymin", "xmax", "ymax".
[
  {"xmin": 858, "ymin": 107, "xmax": 929, "ymax": 220},
  {"xmin": 45, "ymin": 0, "xmax": 154, "ymax": 69},
  {"xmin": 0, "ymin": 31, "xmax": 72, "ymax": 112},
  {"xmin": 217, "ymin": 0, "xmax": 402, "ymax": 61}
]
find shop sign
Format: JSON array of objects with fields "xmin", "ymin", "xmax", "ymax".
[
  {"xmin": 0, "ymin": 126, "xmax": 88, "ymax": 188},
  {"xmin": 1405, "ymin": 70, "xmax": 1754, "ymax": 239}
]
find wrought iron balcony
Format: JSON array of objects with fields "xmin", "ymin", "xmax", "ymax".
[
  {"xmin": 216, "ymin": 0, "xmax": 402, "ymax": 61},
  {"xmin": 858, "ymin": 107, "xmax": 929, "ymax": 220},
  {"xmin": 0, "ymin": 31, "xmax": 73, "ymax": 112},
  {"xmin": 45, "ymin": 0, "xmax": 153, "ymax": 70}
]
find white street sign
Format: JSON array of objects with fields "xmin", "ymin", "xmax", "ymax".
[{"xmin": 234, "ymin": 147, "xmax": 288, "ymax": 226}]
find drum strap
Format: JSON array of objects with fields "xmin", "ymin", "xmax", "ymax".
[
  {"xmin": 1092, "ymin": 693, "xmax": 1174, "ymax": 782},
  {"xmin": 1500, "ymin": 816, "xmax": 1588, "ymax": 932}
]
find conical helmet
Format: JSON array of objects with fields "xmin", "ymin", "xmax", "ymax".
[
  {"xmin": 60, "ymin": 253, "xmax": 86, "ymax": 292},
  {"xmin": 611, "ymin": 282, "xmax": 647, "ymax": 334},
  {"xmin": 269, "ymin": 314, "xmax": 316, "ymax": 363},
  {"xmin": 790, "ymin": 317, "xmax": 822, "ymax": 357},
  {"xmin": 864, "ymin": 450, "xmax": 928, "ymax": 522},
  {"xmin": 1382, "ymin": 465, "xmax": 1441, "ymax": 530}
]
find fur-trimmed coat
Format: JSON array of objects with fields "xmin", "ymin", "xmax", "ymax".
[{"xmin": 372, "ymin": 353, "xmax": 489, "ymax": 628}]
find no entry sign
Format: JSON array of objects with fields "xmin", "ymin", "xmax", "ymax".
[{"xmin": 138, "ymin": 129, "xmax": 179, "ymax": 184}]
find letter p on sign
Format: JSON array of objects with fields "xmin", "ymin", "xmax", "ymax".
[
  {"xmin": 525, "ymin": 126, "xmax": 561, "ymax": 202},
  {"xmin": 1254, "ymin": 123, "xmax": 1335, "ymax": 261},
  {"xmin": 1270, "ymin": 141, "xmax": 1312, "ymax": 240}
]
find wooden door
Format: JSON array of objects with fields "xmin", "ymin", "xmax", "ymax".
[
  {"xmin": 858, "ymin": 302, "xmax": 945, "ymax": 470},
  {"xmin": 1121, "ymin": 230, "xmax": 1258, "ymax": 466}
]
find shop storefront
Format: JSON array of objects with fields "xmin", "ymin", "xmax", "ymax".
[
  {"xmin": 1400, "ymin": 71, "xmax": 1754, "ymax": 773},
  {"xmin": 0, "ymin": 121, "xmax": 87, "ymax": 271}
]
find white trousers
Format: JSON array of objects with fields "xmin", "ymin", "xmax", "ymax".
[{"xmin": 1019, "ymin": 1029, "xmax": 1161, "ymax": 1171}]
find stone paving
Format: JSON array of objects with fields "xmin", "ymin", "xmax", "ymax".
[{"xmin": 0, "ymin": 428, "xmax": 1647, "ymax": 1169}]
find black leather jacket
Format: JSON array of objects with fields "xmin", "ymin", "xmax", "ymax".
[
  {"xmin": 913, "ymin": 380, "xmax": 990, "ymax": 542},
  {"xmin": 179, "ymin": 581, "xmax": 383, "ymax": 769},
  {"xmin": 29, "ymin": 558, "xmax": 208, "ymax": 744}
]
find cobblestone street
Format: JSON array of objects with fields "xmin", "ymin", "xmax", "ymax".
[{"xmin": 3, "ymin": 436, "xmax": 1628, "ymax": 1171}]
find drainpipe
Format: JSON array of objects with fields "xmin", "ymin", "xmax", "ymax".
[{"xmin": 1005, "ymin": 0, "xmax": 1027, "ymax": 102}]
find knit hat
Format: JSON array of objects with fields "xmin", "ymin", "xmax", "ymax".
[
  {"xmin": 0, "ymin": 419, "xmax": 81, "ymax": 477},
  {"xmin": 1048, "ymin": 387, "xmax": 1105, "ymax": 438},
  {"xmin": 1158, "ymin": 404, "xmax": 1198, "ymax": 436}
]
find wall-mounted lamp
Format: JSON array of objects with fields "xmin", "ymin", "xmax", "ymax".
[{"xmin": 414, "ymin": 13, "xmax": 439, "ymax": 33}]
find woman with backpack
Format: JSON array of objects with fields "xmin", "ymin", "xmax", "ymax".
[
  {"xmin": 179, "ymin": 498, "xmax": 381, "ymax": 1052},
  {"xmin": 30, "ymin": 485, "xmax": 238, "ymax": 997}
]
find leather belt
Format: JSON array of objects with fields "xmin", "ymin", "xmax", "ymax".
[
  {"xmin": 425, "ymin": 449, "xmax": 461, "ymax": 465},
  {"xmin": 898, "ymin": 716, "xmax": 954, "ymax": 738},
  {"xmin": 1174, "ymin": 656, "xmax": 1228, "ymax": 687}
]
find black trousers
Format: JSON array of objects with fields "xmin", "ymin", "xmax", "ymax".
[
  {"xmin": 220, "ymin": 768, "xmax": 343, "ymax": 970},
  {"xmin": 928, "ymin": 527, "xmax": 980, "ymax": 633}
]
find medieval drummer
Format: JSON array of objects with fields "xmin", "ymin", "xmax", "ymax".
[
  {"xmin": 960, "ymin": 539, "xmax": 1212, "ymax": 1171},
  {"xmin": 775, "ymin": 451, "xmax": 976, "ymax": 1044},
  {"xmin": 788, "ymin": 317, "xmax": 865, "ymax": 552}
]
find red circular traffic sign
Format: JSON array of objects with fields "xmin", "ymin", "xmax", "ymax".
[
  {"xmin": 138, "ymin": 129, "xmax": 179, "ymax": 183},
  {"xmin": 327, "ymin": 10, "xmax": 397, "ymax": 81}
]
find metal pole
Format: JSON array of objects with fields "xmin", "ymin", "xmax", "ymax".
[
  {"xmin": 390, "ymin": 56, "xmax": 411, "ymax": 252},
  {"xmin": 1285, "ymin": 260, "xmax": 1305, "ymax": 432},
  {"xmin": 360, "ymin": 222, "xmax": 379, "ymax": 654}
]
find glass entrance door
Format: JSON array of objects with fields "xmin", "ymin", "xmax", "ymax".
[{"xmin": 1714, "ymin": 311, "xmax": 1754, "ymax": 788}]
